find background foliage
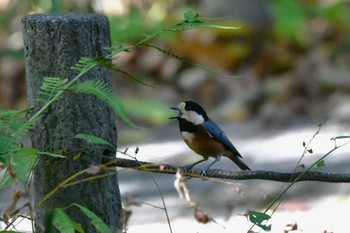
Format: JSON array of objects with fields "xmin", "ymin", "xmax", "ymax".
[
  {"xmin": 1, "ymin": 0, "xmax": 350, "ymax": 232},
  {"xmin": 1, "ymin": 0, "xmax": 350, "ymax": 129}
]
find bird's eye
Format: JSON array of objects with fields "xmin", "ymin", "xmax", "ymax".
[{"xmin": 185, "ymin": 106, "xmax": 193, "ymax": 111}]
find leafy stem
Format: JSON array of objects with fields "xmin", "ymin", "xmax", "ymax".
[{"xmin": 248, "ymin": 133, "xmax": 350, "ymax": 231}]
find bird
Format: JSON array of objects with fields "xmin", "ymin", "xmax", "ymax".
[{"xmin": 169, "ymin": 100, "xmax": 250, "ymax": 176}]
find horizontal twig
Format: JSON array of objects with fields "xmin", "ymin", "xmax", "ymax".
[{"xmin": 105, "ymin": 158, "xmax": 350, "ymax": 183}]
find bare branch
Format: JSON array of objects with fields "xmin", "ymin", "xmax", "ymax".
[{"xmin": 106, "ymin": 158, "xmax": 350, "ymax": 183}]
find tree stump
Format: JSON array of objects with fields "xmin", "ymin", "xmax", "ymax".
[{"xmin": 23, "ymin": 13, "xmax": 122, "ymax": 232}]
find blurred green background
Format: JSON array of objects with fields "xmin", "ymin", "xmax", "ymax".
[
  {"xmin": 1, "ymin": 0, "xmax": 350, "ymax": 131},
  {"xmin": 1, "ymin": 2, "xmax": 350, "ymax": 232}
]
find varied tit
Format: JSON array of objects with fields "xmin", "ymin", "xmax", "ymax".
[{"xmin": 169, "ymin": 100, "xmax": 250, "ymax": 176}]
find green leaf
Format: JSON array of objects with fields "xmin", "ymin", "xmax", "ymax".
[
  {"xmin": 73, "ymin": 204, "xmax": 111, "ymax": 233},
  {"xmin": 181, "ymin": 9, "xmax": 240, "ymax": 30},
  {"xmin": 75, "ymin": 133, "xmax": 115, "ymax": 149},
  {"xmin": 37, "ymin": 77, "xmax": 68, "ymax": 103},
  {"xmin": 70, "ymin": 57, "xmax": 96, "ymax": 72},
  {"xmin": 316, "ymin": 160, "xmax": 325, "ymax": 169},
  {"xmin": 0, "ymin": 134, "xmax": 17, "ymax": 164},
  {"xmin": 52, "ymin": 208, "xmax": 76, "ymax": 233},
  {"xmin": 183, "ymin": 9, "xmax": 200, "ymax": 23},
  {"xmin": 164, "ymin": 9, "xmax": 240, "ymax": 32},
  {"xmin": 0, "ymin": 148, "xmax": 38, "ymax": 188},
  {"xmin": 332, "ymin": 135, "xmax": 350, "ymax": 140},
  {"xmin": 248, "ymin": 210, "xmax": 271, "ymax": 231},
  {"xmin": 0, "ymin": 109, "xmax": 36, "ymax": 164},
  {"xmin": 167, "ymin": 21, "xmax": 239, "ymax": 32},
  {"xmin": 68, "ymin": 80, "xmax": 137, "ymax": 128}
]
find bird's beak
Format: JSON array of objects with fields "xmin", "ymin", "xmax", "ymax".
[{"xmin": 169, "ymin": 106, "xmax": 180, "ymax": 119}]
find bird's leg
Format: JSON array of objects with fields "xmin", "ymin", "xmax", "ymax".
[
  {"xmin": 200, "ymin": 155, "xmax": 221, "ymax": 176},
  {"xmin": 182, "ymin": 158, "xmax": 207, "ymax": 173}
]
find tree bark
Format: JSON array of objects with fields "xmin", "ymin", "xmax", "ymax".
[{"xmin": 23, "ymin": 13, "xmax": 122, "ymax": 232}]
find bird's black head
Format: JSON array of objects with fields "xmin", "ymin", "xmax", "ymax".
[{"xmin": 169, "ymin": 101, "xmax": 209, "ymax": 124}]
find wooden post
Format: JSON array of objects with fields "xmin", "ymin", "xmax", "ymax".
[{"xmin": 23, "ymin": 13, "xmax": 122, "ymax": 232}]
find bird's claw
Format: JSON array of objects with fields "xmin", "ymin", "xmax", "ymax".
[
  {"xmin": 181, "ymin": 165, "xmax": 194, "ymax": 173},
  {"xmin": 200, "ymin": 168, "xmax": 209, "ymax": 180},
  {"xmin": 181, "ymin": 165, "xmax": 195, "ymax": 179},
  {"xmin": 180, "ymin": 165, "xmax": 209, "ymax": 180}
]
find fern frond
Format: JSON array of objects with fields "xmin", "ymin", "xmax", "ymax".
[
  {"xmin": 70, "ymin": 57, "xmax": 96, "ymax": 72},
  {"xmin": 70, "ymin": 47, "xmax": 127, "ymax": 71},
  {"xmin": 0, "ymin": 109, "xmax": 36, "ymax": 164},
  {"xmin": 68, "ymin": 80, "xmax": 137, "ymax": 128},
  {"xmin": 71, "ymin": 56, "xmax": 113, "ymax": 73},
  {"xmin": 0, "ymin": 147, "xmax": 38, "ymax": 188},
  {"xmin": 37, "ymin": 77, "xmax": 68, "ymax": 103},
  {"xmin": 103, "ymin": 44, "xmax": 133, "ymax": 54}
]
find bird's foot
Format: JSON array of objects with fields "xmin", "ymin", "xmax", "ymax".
[
  {"xmin": 181, "ymin": 164, "xmax": 195, "ymax": 173},
  {"xmin": 200, "ymin": 167, "xmax": 209, "ymax": 180},
  {"xmin": 181, "ymin": 165, "xmax": 196, "ymax": 179},
  {"xmin": 181, "ymin": 165, "xmax": 210, "ymax": 180},
  {"xmin": 181, "ymin": 164, "xmax": 208, "ymax": 180},
  {"xmin": 198, "ymin": 156, "xmax": 220, "ymax": 180}
]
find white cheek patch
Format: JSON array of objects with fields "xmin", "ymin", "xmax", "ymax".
[
  {"xmin": 181, "ymin": 132, "xmax": 194, "ymax": 143},
  {"xmin": 177, "ymin": 102, "xmax": 205, "ymax": 124},
  {"xmin": 185, "ymin": 111, "xmax": 204, "ymax": 125},
  {"xmin": 178, "ymin": 102, "xmax": 186, "ymax": 111}
]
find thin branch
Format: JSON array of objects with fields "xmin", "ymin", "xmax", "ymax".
[
  {"xmin": 149, "ymin": 176, "xmax": 173, "ymax": 233},
  {"xmin": 107, "ymin": 158, "xmax": 350, "ymax": 183}
]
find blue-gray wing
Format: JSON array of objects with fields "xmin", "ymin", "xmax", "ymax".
[{"xmin": 202, "ymin": 120, "xmax": 242, "ymax": 158}]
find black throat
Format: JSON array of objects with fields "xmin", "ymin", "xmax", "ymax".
[{"xmin": 176, "ymin": 117, "xmax": 197, "ymax": 133}]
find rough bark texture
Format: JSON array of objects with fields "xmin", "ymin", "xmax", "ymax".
[{"xmin": 23, "ymin": 13, "xmax": 122, "ymax": 232}]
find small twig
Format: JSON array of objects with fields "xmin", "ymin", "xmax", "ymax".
[
  {"xmin": 149, "ymin": 176, "xmax": 173, "ymax": 233},
  {"xmin": 266, "ymin": 124, "xmax": 322, "ymax": 226}
]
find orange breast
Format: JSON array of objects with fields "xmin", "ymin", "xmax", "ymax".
[{"xmin": 181, "ymin": 125, "xmax": 225, "ymax": 159}]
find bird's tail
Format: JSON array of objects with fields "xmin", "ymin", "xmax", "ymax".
[{"xmin": 228, "ymin": 155, "xmax": 250, "ymax": 170}]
